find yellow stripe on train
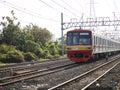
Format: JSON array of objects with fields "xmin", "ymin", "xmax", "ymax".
[{"xmin": 66, "ymin": 45, "xmax": 92, "ymax": 50}]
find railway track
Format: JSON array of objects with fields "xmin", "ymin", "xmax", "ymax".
[
  {"xmin": 0, "ymin": 63, "xmax": 79, "ymax": 86},
  {"xmin": 0, "ymin": 58, "xmax": 69, "ymax": 77},
  {"xmin": 48, "ymin": 55, "xmax": 120, "ymax": 90},
  {"xmin": 0, "ymin": 58, "xmax": 67, "ymax": 72}
]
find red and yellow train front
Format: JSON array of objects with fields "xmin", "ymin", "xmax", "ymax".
[{"xmin": 66, "ymin": 30, "xmax": 93, "ymax": 62}]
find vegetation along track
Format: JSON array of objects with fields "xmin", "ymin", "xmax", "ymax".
[
  {"xmin": 48, "ymin": 55, "xmax": 120, "ymax": 90},
  {"xmin": 0, "ymin": 62, "xmax": 79, "ymax": 86}
]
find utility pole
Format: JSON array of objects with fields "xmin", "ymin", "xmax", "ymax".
[{"xmin": 61, "ymin": 13, "xmax": 64, "ymax": 56}]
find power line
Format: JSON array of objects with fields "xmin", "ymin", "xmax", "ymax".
[
  {"xmin": 75, "ymin": 0, "xmax": 89, "ymax": 15},
  {"xmin": 92, "ymin": 0, "xmax": 96, "ymax": 17},
  {"xmin": 39, "ymin": 0, "xmax": 61, "ymax": 13},
  {"xmin": 50, "ymin": 0, "xmax": 73, "ymax": 17},
  {"xmin": 60, "ymin": 0, "xmax": 81, "ymax": 17},
  {"xmin": 113, "ymin": 0, "xmax": 120, "ymax": 16},
  {"xmin": 0, "ymin": 0, "xmax": 60, "ymax": 22},
  {"xmin": 39, "ymin": 0, "xmax": 70, "ymax": 18},
  {"xmin": 39, "ymin": 0, "xmax": 78, "ymax": 18}
]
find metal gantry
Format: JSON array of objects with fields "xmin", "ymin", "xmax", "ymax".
[
  {"xmin": 62, "ymin": 17, "xmax": 120, "ymax": 30},
  {"xmin": 61, "ymin": 13, "xmax": 120, "ymax": 55}
]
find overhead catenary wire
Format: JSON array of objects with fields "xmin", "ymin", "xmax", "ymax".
[
  {"xmin": 0, "ymin": 0, "xmax": 60, "ymax": 23},
  {"xmin": 92, "ymin": 0, "xmax": 96, "ymax": 18},
  {"xmin": 39, "ymin": 0, "xmax": 79, "ymax": 18},
  {"xmin": 61, "ymin": 0, "xmax": 81, "ymax": 15},
  {"xmin": 50, "ymin": 0, "xmax": 74, "ymax": 18},
  {"xmin": 75, "ymin": 0, "xmax": 89, "ymax": 15},
  {"xmin": 38, "ymin": 0, "xmax": 72, "ymax": 18},
  {"xmin": 39, "ymin": 0, "xmax": 61, "ymax": 13},
  {"xmin": 60, "ymin": 0, "xmax": 81, "ymax": 17},
  {"xmin": 112, "ymin": 0, "xmax": 120, "ymax": 17},
  {"xmin": 51, "ymin": 0, "xmax": 79, "ymax": 15}
]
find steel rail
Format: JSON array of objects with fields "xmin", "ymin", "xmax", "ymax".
[
  {"xmin": 0, "ymin": 58, "xmax": 68, "ymax": 72},
  {"xmin": 0, "ymin": 63, "xmax": 78, "ymax": 86},
  {"xmin": 48, "ymin": 55, "xmax": 120, "ymax": 90},
  {"xmin": 81, "ymin": 61, "xmax": 120, "ymax": 90},
  {"xmin": 0, "ymin": 58, "xmax": 69, "ymax": 77}
]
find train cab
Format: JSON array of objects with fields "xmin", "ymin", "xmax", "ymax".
[{"xmin": 66, "ymin": 29, "xmax": 93, "ymax": 62}]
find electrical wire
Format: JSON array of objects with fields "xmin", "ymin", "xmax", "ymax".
[
  {"xmin": 50, "ymin": 0, "xmax": 73, "ymax": 18},
  {"xmin": 60, "ymin": 0, "xmax": 80, "ymax": 17},
  {"xmin": 113, "ymin": 0, "xmax": 120, "ymax": 17},
  {"xmin": 0, "ymin": 0, "xmax": 60, "ymax": 22},
  {"xmin": 39, "ymin": 0, "xmax": 61, "ymax": 13},
  {"xmin": 39, "ymin": 0, "xmax": 79, "ymax": 18},
  {"xmin": 75, "ymin": 0, "xmax": 89, "ymax": 15},
  {"xmin": 92, "ymin": 0, "xmax": 96, "ymax": 18}
]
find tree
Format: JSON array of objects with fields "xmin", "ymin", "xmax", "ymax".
[
  {"xmin": 24, "ymin": 24, "xmax": 52, "ymax": 44},
  {"xmin": 24, "ymin": 40, "xmax": 40, "ymax": 52},
  {"xmin": 0, "ymin": 10, "xmax": 22, "ymax": 46}
]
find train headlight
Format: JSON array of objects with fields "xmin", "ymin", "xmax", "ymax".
[
  {"xmin": 67, "ymin": 47, "xmax": 78, "ymax": 50},
  {"xmin": 87, "ymin": 47, "xmax": 92, "ymax": 49}
]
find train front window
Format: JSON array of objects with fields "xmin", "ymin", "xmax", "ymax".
[
  {"xmin": 67, "ymin": 32, "xmax": 91, "ymax": 45},
  {"xmin": 79, "ymin": 32, "xmax": 90, "ymax": 45}
]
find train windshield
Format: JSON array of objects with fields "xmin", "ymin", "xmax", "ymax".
[{"xmin": 67, "ymin": 32, "xmax": 91, "ymax": 45}]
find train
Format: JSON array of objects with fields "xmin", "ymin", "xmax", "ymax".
[{"xmin": 66, "ymin": 29, "xmax": 120, "ymax": 62}]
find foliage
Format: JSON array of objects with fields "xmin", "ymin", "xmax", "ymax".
[
  {"xmin": 24, "ymin": 24, "xmax": 52, "ymax": 43},
  {"xmin": 0, "ymin": 44, "xmax": 24, "ymax": 63},
  {"xmin": 43, "ymin": 50, "xmax": 52, "ymax": 59},
  {"xmin": 5, "ymin": 50, "xmax": 24, "ymax": 63},
  {"xmin": 0, "ymin": 11, "xmax": 64, "ymax": 63},
  {"xmin": 0, "ymin": 10, "xmax": 21, "ymax": 45},
  {"xmin": 34, "ymin": 48, "xmax": 44, "ymax": 58},
  {"xmin": 24, "ymin": 40, "xmax": 40, "ymax": 52},
  {"xmin": 0, "ymin": 54, "xmax": 7, "ymax": 63},
  {"xmin": 48, "ymin": 42, "xmax": 59, "ymax": 55},
  {"xmin": 24, "ymin": 52, "xmax": 37, "ymax": 62},
  {"xmin": 0, "ymin": 44, "xmax": 16, "ymax": 54}
]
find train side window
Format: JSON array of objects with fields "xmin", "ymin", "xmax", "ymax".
[
  {"xmin": 105, "ymin": 39, "xmax": 106, "ymax": 45},
  {"xmin": 67, "ymin": 33, "xmax": 72, "ymax": 45},
  {"xmin": 95, "ymin": 36, "xmax": 96, "ymax": 45},
  {"xmin": 94, "ymin": 36, "xmax": 96, "ymax": 46},
  {"xmin": 96, "ymin": 37, "xmax": 97, "ymax": 45},
  {"xmin": 103, "ymin": 39, "xmax": 105, "ymax": 45},
  {"xmin": 100, "ymin": 38, "xmax": 101, "ymax": 45},
  {"xmin": 99, "ymin": 38, "xmax": 101, "ymax": 45},
  {"xmin": 101, "ymin": 38, "xmax": 103, "ymax": 45},
  {"xmin": 97, "ymin": 37, "xmax": 99, "ymax": 45}
]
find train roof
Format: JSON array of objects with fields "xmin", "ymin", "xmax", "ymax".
[
  {"xmin": 93, "ymin": 32, "xmax": 120, "ymax": 44},
  {"xmin": 67, "ymin": 29, "xmax": 120, "ymax": 43},
  {"xmin": 67, "ymin": 29, "xmax": 92, "ymax": 32}
]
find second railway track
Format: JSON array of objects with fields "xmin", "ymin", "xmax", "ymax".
[{"xmin": 49, "ymin": 55, "xmax": 120, "ymax": 90}]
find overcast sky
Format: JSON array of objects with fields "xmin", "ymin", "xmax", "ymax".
[{"xmin": 0, "ymin": 0, "xmax": 120, "ymax": 38}]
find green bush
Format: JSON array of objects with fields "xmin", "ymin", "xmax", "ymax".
[
  {"xmin": 24, "ymin": 52, "xmax": 37, "ymax": 62},
  {"xmin": 53, "ymin": 54, "xmax": 60, "ymax": 58},
  {"xmin": 42, "ymin": 50, "xmax": 51, "ymax": 59},
  {"xmin": 0, "ymin": 54, "xmax": 7, "ymax": 63},
  {"xmin": 34, "ymin": 48, "xmax": 44, "ymax": 58},
  {"xmin": 46, "ymin": 54, "xmax": 53, "ymax": 59},
  {"xmin": 5, "ymin": 50, "xmax": 24, "ymax": 63},
  {"xmin": 0, "ymin": 44, "xmax": 15, "ymax": 54},
  {"xmin": 24, "ymin": 40, "xmax": 40, "ymax": 52}
]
